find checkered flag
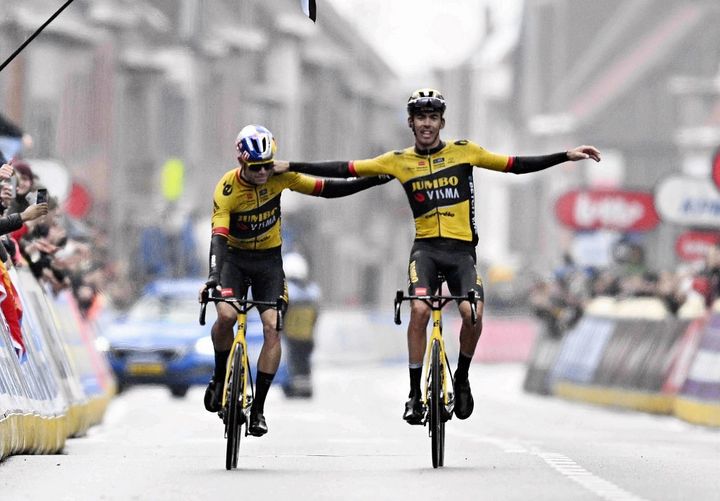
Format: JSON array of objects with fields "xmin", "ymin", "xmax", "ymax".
[{"xmin": 300, "ymin": 0, "xmax": 317, "ymax": 22}]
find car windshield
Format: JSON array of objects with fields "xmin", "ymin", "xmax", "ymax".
[{"xmin": 126, "ymin": 295, "xmax": 215, "ymax": 324}]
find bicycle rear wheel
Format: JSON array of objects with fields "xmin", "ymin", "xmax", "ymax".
[
  {"xmin": 225, "ymin": 347, "xmax": 245, "ymax": 470},
  {"xmin": 429, "ymin": 340, "xmax": 445, "ymax": 468}
]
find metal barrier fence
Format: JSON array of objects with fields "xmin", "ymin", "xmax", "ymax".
[
  {"xmin": 524, "ymin": 296, "xmax": 720, "ymax": 427},
  {"xmin": 0, "ymin": 268, "xmax": 115, "ymax": 461}
]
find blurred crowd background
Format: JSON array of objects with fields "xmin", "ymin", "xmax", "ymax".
[{"xmin": 1, "ymin": 0, "xmax": 720, "ymax": 322}]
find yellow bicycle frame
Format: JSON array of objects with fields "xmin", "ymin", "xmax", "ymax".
[
  {"xmin": 221, "ymin": 309, "xmax": 251, "ymax": 409},
  {"xmin": 422, "ymin": 308, "xmax": 452, "ymax": 408}
]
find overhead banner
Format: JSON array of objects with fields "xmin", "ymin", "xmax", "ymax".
[
  {"xmin": 554, "ymin": 189, "xmax": 659, "ymax": 232},
  {"xmin": 655, "ymin": 176, "xmax": 720, "ymax": 228}
]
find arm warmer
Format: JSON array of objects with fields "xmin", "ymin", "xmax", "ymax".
[
  {"xmin": 509, "ymin": 152, "xmax": 568, "ymax": 174},
  {"xmin": 207, "ymin": 234, "xmax": 227, "ymax": 282},
  {"xmin": 318, "ymin": 177, "xmax": 388, "ymax": 198},
  {"xmin": 289, "ymin": 161, "xmax": 351, "ymax": 178}
]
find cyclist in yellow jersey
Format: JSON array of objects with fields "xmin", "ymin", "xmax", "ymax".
[
  {"xmin": 274, "ymin": 89, "xmax": 600, "ymax": 424},
  {"xmin": 199, "ymin": 124, "xmax": 389, "ymax": 436}
]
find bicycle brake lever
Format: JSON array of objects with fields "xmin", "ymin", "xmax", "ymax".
[
  {"xmin": 199, "ymin": 288, "xmax": 210, "ymax": 326},
  {"xmin": 468, "ymin": 290, "xmax": 477, "ymax": 325},
  {"xmin": 275, "ymin": 297, "xmax": 286, "ymax": 331},
  {"xmin": 199, "ymin": 301, "xmax": 208, "ymax": 326},
  {"xmin": 394, "ymin": 290, "xmax": 404, "ymax": 325}
]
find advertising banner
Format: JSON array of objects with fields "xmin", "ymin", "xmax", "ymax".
[
  {"xmin": 711, "ymin": 147, "xmax": 720, "ymax": 192},
  {"xmin": 555, "ymin": 189, "xmax": 659, "ymax": 232},
  {"xmin": 655, "ymin": 176, "xmax": 720, "ymax": 228},
  {"xmin": 675, "ymin": 231, "xmax": 720, "ymax": 262}
]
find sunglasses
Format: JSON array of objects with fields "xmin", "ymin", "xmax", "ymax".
[
  {"xmin": 247, "ymin": 163, "xmax": 273, "ymax": 173},
  {"xmin": 411, "ymin": 97, "xmax": 444, "ymax": 107}
]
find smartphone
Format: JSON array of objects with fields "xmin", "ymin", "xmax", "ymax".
[
  {"xmin": 8, "ymin": 176, "xmax": 16, "ymax": 198},
  {"xmin": 36, "ymin": 188, "xmax": 48, "ymax": 205}
]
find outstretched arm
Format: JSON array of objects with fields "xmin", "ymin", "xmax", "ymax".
[
  {"xmin": 274, "ymin": 160, "xmax": 352, "ymax": 178},
  {"xmin": 315, "ymin": 176, "xmax": 392, "ymax": 198},
  {"xmin": 509, "ymin": 145, "xmax": 601, "ymax": 174}
]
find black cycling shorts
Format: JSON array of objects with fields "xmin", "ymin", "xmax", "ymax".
[
  {"xmin": 407, "ymin": 238, "xmax": 484, "ymax": 302},
  {"xmin": 220, "ymin": 247, "xmax": 288, "ymax": 312}
]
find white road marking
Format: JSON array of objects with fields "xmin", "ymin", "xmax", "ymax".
[{"xmin": 451, "ymin": 431, "xmax": 648, "ymax": 501}]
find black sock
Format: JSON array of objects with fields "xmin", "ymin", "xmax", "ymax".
[
  {"xmin": 214, "ymin": 349, "xmax": 230, "ymax": 382},
  {"xmin": 409, "ymin": 367, "xmax": 422, "ymax": 397},
  {"xmin": 455, "ymin": 352, "xmax": 472, "ymax": 381},
  {"xmin": 253, "ymin": 371, "xmax": 275, "ymax": 414}
]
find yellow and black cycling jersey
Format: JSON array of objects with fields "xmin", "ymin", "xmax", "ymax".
[
  {"xmin": 211, "ymin": 169, "xmax": 322, "ymax": 250},
  {"xmin": 349, "ymin": 140, "xmax": 511, "ymax": 244}
]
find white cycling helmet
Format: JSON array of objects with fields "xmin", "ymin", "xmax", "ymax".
[
  {"xmin": 236, "ymin": 124, "xmax": 276, "ymax": 165},
  {"xmin": 284, "ymin": 252, "xmax": 309, "ymax": 281}
]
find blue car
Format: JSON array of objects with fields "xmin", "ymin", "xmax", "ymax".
[{"xmin": 98, "ymin": 278, "xmax": 286, "ymax": 397}]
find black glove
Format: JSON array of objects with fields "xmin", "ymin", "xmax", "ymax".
[{"xmin": 205, "ymin": 274, "xmax": 220, "ymax": 290}]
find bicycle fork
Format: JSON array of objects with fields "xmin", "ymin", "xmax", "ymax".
[
  {"xmin": 422, "ymin": 309, "xmax": 454, "ymax": 422},
  {"xmin": 222, "ymin": 312, "xmax": 253, "ymax": 412}
]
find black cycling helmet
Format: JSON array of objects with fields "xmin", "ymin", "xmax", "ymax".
[{"xmin": 407, "ymin": 88, "xmax": 446, "ymax": 116}]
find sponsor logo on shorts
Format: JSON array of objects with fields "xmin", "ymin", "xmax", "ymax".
[
  {"xmin": 409, "ymin": 260, "xmax": 419, "ymax": 283},
  {"xmin": 415, "ymin": 287, "xmax": 428, "ymax": 295},
  {"xmin": 221, "ymin": 287, "xmax": 234, "ymax": 297}
]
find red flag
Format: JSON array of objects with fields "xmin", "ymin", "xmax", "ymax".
[{"xmin": 0, "ymin": 260, "xmax": 24, "ymax": 360}]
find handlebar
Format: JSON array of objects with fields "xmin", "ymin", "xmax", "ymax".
[
  {"xmin": 393, "ymin": 289, "xmax": 478, "ymax": 325},
  {"xmin": 199, "ymin": 288, "xmax": 287, "ymax": 331}
]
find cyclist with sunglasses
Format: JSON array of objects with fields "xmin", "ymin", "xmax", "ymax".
[
  {"xmin": 273, "ymin": 88, "xmax": 600, "ymax": 425},
  {"xmin": 200, "ymin": 124, "xmax": 389, "ymax": 436}
]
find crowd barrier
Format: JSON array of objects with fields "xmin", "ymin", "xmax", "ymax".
[
  {"xmin": 524, "ymin": 295, "xmax": 720, "ymax": 427},
  {"xmin": 0, "ymin": 267, "xmax": 115, "ymax": 462}
]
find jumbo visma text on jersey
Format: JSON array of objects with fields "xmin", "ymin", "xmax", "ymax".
[
  {"xmin": 403, "ymin": 164, "xmax": 476, "ymax": 241},
  {"xmin": 211, "ymin": 168, "xmax": 322, "ymax": 250},
  {"xmin": 350, "ymin": 140, "xmax": 511, "ymax": 244}
]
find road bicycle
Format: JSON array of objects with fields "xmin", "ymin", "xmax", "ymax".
[
  {"xmin": 200, "ymin": 290, "xmax": 285, "ymax": 470},
  {"xmin": 394, "ymin": 285, "xmax": 476, "ymax": 468}
]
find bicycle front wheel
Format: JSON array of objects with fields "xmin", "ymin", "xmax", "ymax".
[
  {"xmin": 225, "ymin": 346, "xmax": 245, "ymax": 470},
  {"xmin": 429, "ymin": 340, "xmax": 445, "ymax": 468}
]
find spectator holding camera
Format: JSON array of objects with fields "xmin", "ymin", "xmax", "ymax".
[{"xmin": 0, "ymin": 158, "xmax": 48, "ymax": 237}]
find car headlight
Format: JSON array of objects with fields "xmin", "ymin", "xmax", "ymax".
[
  {"xmin": 95, "ymin": 336, "xmax": 110, "ymax": 353},
  {"xmin": 194, "ymin": 336, "xmax": 214, "ymax": 356}
]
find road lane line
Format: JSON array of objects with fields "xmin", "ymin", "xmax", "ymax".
[
  {"xmin": 534, "ymin": 450, "xmax": 647, "ymax": 501},
  {"xmin": 450, "ymin": 431, "xmax": 648, "ymax": 501}
]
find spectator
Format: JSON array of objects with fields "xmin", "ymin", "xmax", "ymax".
[
  {"xmin": 8, "ymin": 160, "xmax": 39, "ymax": 215},
  {"xmin": 281, "ymin": 251, "xmax": 320, "ymax": 398},
  {"xmin": 693, "ymin": 244, "xmax": 720, "ymax": 308}
]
